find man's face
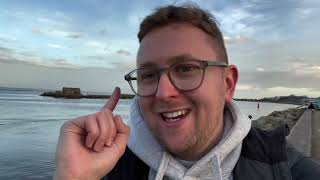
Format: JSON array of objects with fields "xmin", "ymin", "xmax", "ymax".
[{"xmin": 137, "ymin": 23, "xmax": 237, "ymax": 160}]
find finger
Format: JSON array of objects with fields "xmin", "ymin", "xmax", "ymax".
[
  {"xmin": 113, "ymin": 116, "xmax": 130, "ymax": 153},
  {"xmin": 101, "ymin": 87, "xmax": 121, "ymax": 112},
  {"xmin": 104, "ymin": 113, "xmax": 116, "ymax": 147},
  {"xmin": 114, "ymin": 116, "xmax": 129, "ymax": 134},
  {"xmin": 85, "ymin": 115, "xmax": 100, "ymax": 148},
  {"xmin": 93, "ymin": 112, "xmax": 113, "ymax": 151}
]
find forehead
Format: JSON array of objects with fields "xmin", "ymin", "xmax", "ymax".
[{"xmin": 137, "ymin": 23, "xmax": 220, "ymax": 68}]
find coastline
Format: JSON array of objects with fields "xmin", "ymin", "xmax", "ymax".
[
  {"xmin": 252, "ymin": 107, "xmax": 305, "ymax": 131},
  {"xmin": 40, "ymin": 91, "xmax": 135, "ymax": 99},
  {"xmin": 235, "ymin": 99, "xmax": 302, "ymax": 105}
]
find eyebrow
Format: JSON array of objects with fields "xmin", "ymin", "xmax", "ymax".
[{"xmin": 138, "ymin": 54, "xmax": 195, "ymax": 69}]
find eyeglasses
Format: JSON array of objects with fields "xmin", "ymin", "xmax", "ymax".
[{"xmin": 124, "ymin": 59, "xmax": 228, "ymax": 97}]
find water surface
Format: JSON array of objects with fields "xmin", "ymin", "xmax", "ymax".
[{"xmin": 0, "ymin": 88, "xmax": 297, "ymax": 179}]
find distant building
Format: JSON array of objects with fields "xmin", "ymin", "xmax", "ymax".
[{"xmin": 62, "ymin": 87, "xmax": 81, "ymax": 95}]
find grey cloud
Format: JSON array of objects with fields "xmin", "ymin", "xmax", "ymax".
[
  {"xmin": 31, "ymin": 27, "xmax": 82, "ymax": 39},
  {"xmin": 117, "ymin": 50, "xmax": 131, "ymax": 56},
  {"xmin": 239, "ymin": 69, "xmax": 320, "ymax": 91},
  {"xmin": 111, "ymin": 61, "xmax": 135, "ymax": 71},
  {"xmin": 0, "ymin": 45, "xmax": 79, "ymax": 69},
  {"xmin": 52, "ymin": 59, "xmax": 77, "ymax": 67},
  {"xmin": 31, "ymin": 28, "xmax": 44, "ymax": 34},
  {"xmin": 0, "ymin": 46, "xmax": 14, "ymax": 53},
  {"xmin": 0, "ymin": 57, "xmax": 79, "ymax": 70},
  {"xmin": 65, "ymin": 33, "xmax": 82, "ymax": 39},
  {"xmin": 211, "ymin": 0, "xmax": 320, "ymax": 42},
  {"xmin": 0, "ymin": 57, "xmax": 132, "ymax": 94},
  {"xmin": 84, "ymin": 55, "xmax": 108, "ymax": 62},
  {"xmin": 99, "ymin": 29, "xmax": 108, "ymax": 35}
]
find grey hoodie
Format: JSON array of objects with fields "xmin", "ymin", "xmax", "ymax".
[{"xmin": 127, "ymin": 97, "xmax": 251, "ymax": 180}]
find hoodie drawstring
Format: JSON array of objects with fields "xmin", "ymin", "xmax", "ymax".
[
  {"xmin": 155, "ymin": 152, "xmax": 170, "ymax": 180},
  {"xmin": 211, "ymin": 155, "xmax": 223, "ymax": 180}
]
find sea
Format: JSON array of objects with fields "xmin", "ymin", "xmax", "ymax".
[{"xmin": 0, "ymin": 87, "xmax": 298, "ymax": 179}]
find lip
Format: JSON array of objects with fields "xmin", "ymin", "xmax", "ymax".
[
  {"xmin": 159, "ymin": 108, "xmax": 191, "ymax": 128},
  {"xmin": 158, "ymin": 108, "xmax": 191, "ymax": 114}
]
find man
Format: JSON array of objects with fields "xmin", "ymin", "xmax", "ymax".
[{"xmin": 54, "ymin": 5, "xmax": 320, "ymax": 180}]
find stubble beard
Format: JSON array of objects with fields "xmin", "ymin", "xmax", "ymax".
[{"xmin": 155, "ymin": 101, "xmax": 225, "ymax": 161}]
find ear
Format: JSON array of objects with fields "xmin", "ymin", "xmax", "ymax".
[{"xmin": 224, "ymin": 65, "xmax": 238, "ymax": 104}]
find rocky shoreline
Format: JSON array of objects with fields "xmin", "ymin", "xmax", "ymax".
[{"xmin": 252, "ymin": 108, "xmax": 305, "ymax": 131}]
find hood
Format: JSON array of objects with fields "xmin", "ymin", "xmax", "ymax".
[{"xmin": 127, "ymin": 97, "xmax": 251, "ymax": 180}]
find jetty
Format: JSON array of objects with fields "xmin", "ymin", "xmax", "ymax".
[
  {"xmin": 40, "ymin": 87, "xmax": 134, "ymax": 99},
  {"xmin": 287, "ymin": 109, "xmax": 320, "ymax": 162},
  {"xmin": 311, "ymin": 111, "xmax": 320, "ymax": 161}
]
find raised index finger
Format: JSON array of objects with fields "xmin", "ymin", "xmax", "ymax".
[{"xmin": 101, "ymin": 87, "xmax": 121, "ymax": 112}]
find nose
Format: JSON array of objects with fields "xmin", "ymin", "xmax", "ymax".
[{"xmin": 155, "ymin": 73, "xmax": 180, "ymax": 99}]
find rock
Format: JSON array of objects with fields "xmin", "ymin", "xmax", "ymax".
[{"xmin": 252, "ymin": 108, "xmax": 305, "ymax": 131}]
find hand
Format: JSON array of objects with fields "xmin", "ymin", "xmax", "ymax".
[{"xmin": 54, "ymin": 87, "xmax": 130, "ymax": 180}]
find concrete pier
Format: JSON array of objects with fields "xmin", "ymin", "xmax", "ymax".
[
  {"xmin": 287, "ymin": 110, "xmax": 312, "ymax": 156},
  {"xmin": 311, "ymin": 111, "xmax": 320, "ymax": 161},
  {"xmin": 287, "ymin": 109, "xmax": 320, "ymax": 161}
]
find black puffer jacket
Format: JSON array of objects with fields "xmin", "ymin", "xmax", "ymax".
[{"xmin": 103, "ymin": 125, "xmax": 320, "ymax": 180}]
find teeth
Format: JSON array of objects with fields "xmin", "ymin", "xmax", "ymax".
[{"xmin": 162, "ymin": 109, "xmax": 188, "ymax": 119}]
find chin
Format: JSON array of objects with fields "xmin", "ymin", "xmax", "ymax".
[{"xmin": 161, "ymin": 134, "xmax": 194, "ymax": 155}]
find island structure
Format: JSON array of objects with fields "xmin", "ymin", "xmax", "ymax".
[{"xmin": 40, "ymin": 87, "xmax": 134, "ymax": 99}]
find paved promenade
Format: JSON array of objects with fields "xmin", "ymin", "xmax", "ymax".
[
  {"xmin": 287, "ymin": 110, "xmax": 312, "ymax": 156},
  {"xmin": 311, "ymin": 110, "xmax": 320, "ymax": 161},
  {"xmin": 287, "ymin": 109, "xmax": 320, "ymax": 161}
]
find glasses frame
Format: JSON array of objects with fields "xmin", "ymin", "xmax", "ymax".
[{"xmin": 124, "ymin": 60, "xmax": 228, "ymax": 97}]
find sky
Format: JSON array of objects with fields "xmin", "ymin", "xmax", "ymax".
[{"xmin": 0, "ymin": 0, "xmax": 319, "ymax": 98}]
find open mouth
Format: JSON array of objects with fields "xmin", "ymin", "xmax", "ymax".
[{"xmin": 160, "ymin": 109, "xmax": 191, "ymax": 122}]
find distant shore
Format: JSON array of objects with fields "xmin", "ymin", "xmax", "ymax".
[
  {"xmin": 234, "ymin": 94, "xmax": 315, "ymax": 105},
  {"xmin": 252, "ymin": 107, "xmax": 305, "ymax": 131},
  {"xmin": 235, "ymin": 99, "xmax": 301, "ymax": 105},
  {"xmin": 40, "ymin": 91, "xmax": 135, "ymax": 99}
]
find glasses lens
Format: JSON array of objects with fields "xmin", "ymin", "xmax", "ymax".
[
  {"xmin": 130, "ymin": 69, "xmax": 158, "ymax": 96},
  {"xmin": 170, "ymin": 62, "xmax": 203, "ymax": 90}
]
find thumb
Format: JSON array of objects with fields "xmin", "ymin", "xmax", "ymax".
[{"xmin": 113, "ymin": 116, "xmax": 130, "ymax": 150}]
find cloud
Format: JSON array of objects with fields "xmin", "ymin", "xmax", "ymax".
[
  {"xmin": 0, "ymin": 33, "xmax": 17, "ymax": 42},
  {"xmin": 99, "ymin": 29, "xmax": 108, "ymax": 35},
  {"xmin": 52, "ymin": 59, "xmax": 77, "ymax": 68},
  {"xmin": 282, "ymin": 56, "xmax": 320, "ymax": 77},
  {"xmin": 111, "ymin": 60, "xmax": 135, "ymax": 70},
  {"xmin": 37, "ymin": 17, "xmax": 50, "ymax": 23},
  {"xmin": 65, "ymin": 33, "xmax": 82, "ymax": 39},
  {"xmin": 0, "ymin": 56, "xmax": 132, "ymax": 94},
  {"xmin": 116, "ymin": 50, "xmax": 131, "ymax": 56},
  {"xmin": 236, "ymin": 84, "xmax": 258, "ymax": 91},
  {"xmin": 85, "ymin": 41, "xmax": 106, "ymax": 48},
  {"xmin": 256, "ymin": 68, "xmax": 265, "ymax": 72},
  {"xmin": 31, "ymin": 27, "xmax": 81, "ymax": 39},
  {"xmin": 31, "ymin": 28, "xmax": 44, "ymax": 34},
  {"xmin": 0, "ymin": 45, "xmax": 78, "ymax": 69},
  {"xmin": 0, "ymin": 46, "xmax": 14, "ymax": 53},
  {"xmin": 84, "ymin": 55, "xmax": 108, "ymax": 62},
  {"xmin": 239, "ymin": 69, "xmax": 320, "ymax": 92},
  {"xmin": 0, "ymin": 56, "xmax": 80, "ymax": 69},
  {"xmin": 224, "ymin": 35, "xmax": 252, "ymax": 44},
  {"xmin": 212, "ymin": 8, "xmax": 256, "ymax": 37}
]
